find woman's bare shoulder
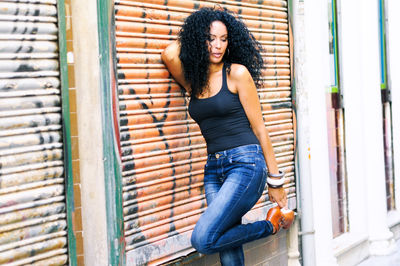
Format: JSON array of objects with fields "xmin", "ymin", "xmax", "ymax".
[{"xmin": 229, "ymin": 63, "xmax": 252, "ymax": 80}]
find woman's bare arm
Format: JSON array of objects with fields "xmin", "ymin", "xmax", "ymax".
[
  {"xmin": 230, "ymin": 64, "xmax": 287, "ymax": 208},
  {"xmin": 161, "ymin": 40, "xmax": 190, "ymax": 92}
]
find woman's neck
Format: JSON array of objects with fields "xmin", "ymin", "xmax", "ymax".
[{"xmin": 209, "ymin": 62, "xmax": 224, "ymax": 74}]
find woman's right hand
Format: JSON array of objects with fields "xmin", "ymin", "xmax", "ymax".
[{"xmin": 268, "ymin": 186, "xmax": 287, "ymax": 208}]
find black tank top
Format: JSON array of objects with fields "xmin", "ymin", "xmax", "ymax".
[{"xmin": 188, "ymin": 64, "xmax": 260, "ymax": 154}]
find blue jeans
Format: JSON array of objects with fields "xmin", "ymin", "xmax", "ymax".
[{"xmin": 191, "ymin": 144, "xmax": 274, "ymax": 266}]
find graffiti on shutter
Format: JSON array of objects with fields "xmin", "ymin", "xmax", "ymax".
[
  {"xmin": 0, "ymin": 1, "xmax": 68, "ymax": 265},
  {"xmin": 113, "ymin": 0, "xmax": 294, "ymax": 264}
]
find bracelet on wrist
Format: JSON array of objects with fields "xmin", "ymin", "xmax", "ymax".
[
  {"xmin": 267, "ymin": 170, "xmax": 285, "ymax": 179},
  {"xmin": 266, "ymin": 170, "xmax": 285, "ymax": 188},
  {"xmin": 267, "ymin": 177, "xmax": 284, "ymax": 188},
  {"xmin": 267, "ymin": 183, "xmax": 284, "ymax": 189}
]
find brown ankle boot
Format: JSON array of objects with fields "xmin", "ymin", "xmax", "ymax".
[
  {"xmin": 281, "ymin": 208, "xmax": 295, "ymax": 229},
  {"xmin": 266, "ymin": 206, "xmax": 295, "ymax": 234}
]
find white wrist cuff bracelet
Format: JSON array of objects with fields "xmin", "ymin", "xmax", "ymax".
[
  {"xmin": 267, "ymin": 177, "xmax": 285, "ymax": 187},
  {"xmin": 267, "ymin": 170, "xmax": 285, "ymax": 178}
]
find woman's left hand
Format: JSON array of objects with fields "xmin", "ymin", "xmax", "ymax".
[{"xmin": 268, "ymin": 187, "xmax": 287, "ymax": 208}]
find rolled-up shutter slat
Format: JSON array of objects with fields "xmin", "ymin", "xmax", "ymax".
[
  {"xmin": 0, "ymin": 1, "xmax": 69, "ymax": 265},
  {"xmin": 0, "ymin": 238, "xmax": 66, "ymax": 265}
]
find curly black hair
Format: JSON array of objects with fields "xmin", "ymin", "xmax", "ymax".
[{"xmin": 179, "ymin": 7, "xmax": 264, "ymax": 97}]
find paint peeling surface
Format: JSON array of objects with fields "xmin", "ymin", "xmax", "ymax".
[
  {"xmin": 0, "ymin": 1, "xmax": 68, "ymax": 265},
  {"xmin": 114, "ymin": 0, "xmax": 296, "ymax": 264}
]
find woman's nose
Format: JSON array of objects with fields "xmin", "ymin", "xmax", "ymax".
[{"xmin": 214, "ymin": 39, "xmax": 221, "ymax": 49}]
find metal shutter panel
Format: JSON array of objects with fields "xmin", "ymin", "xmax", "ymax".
[
  {"xmin": 114, "ymin": 0, "xmax": 295, "ymax": 264},
  {"xmin": 0, "ymin": 1, "xmax": 68, "ymax": 265}
]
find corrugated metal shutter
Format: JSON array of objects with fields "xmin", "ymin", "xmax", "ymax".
[
  {"xmin": 0, "ymin": 1, "xmax": 68, "ymax": 265},
  {"xmin": 113, "ymin": 0, "xmax": 294, "ymax": 264}
]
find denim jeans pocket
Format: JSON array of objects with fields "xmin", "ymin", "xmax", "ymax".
[{"xmin": 228, "ymin": 152, "xmax": 256, "ymax": 166}]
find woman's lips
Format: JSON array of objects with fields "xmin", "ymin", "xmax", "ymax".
[{"xmin": 212, "ymin": 53, "xmax": 223, "ymax": 58}]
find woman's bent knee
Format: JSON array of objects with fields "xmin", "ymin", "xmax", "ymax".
[{"xmin": 191, "ymin": 227, "xmax": 214, "ymax": 254}]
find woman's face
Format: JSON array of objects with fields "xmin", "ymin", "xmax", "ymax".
[{"xmin": 207, "ymin": 20, "xmax": 228, "ymax": 64}]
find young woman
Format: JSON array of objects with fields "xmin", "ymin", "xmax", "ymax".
[{"xmin": 162, "ymin": 7, "xmax": 294, "ymax": 266}]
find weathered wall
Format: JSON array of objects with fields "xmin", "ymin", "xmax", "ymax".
[{"xmin": 70, "ymin": 0, "xmax": 109, "ymax": 264}]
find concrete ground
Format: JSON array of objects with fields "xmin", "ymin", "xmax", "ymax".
[{"xmin": 357, "ymin": 239, "xmax": 400, "ymax": 266}]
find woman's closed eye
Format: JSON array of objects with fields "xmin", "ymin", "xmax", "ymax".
[{"xmin": 208, "ymin": 36, "xmax": 228, "ymax": 42}]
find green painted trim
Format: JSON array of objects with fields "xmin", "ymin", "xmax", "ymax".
[
  {"xmin": 57, "ymin": 1, "xmax": 77, "ymax": 265},
  {"xmin": 331, "ymin": 86, "xmax": 339, "ymax": 93},
  {"xmin": 331, "ymin": 0, "xmax": 341, "ymax": 89},
  {"xmin": 379, "ymin": 0, "xmax": 389, "ymax": 90},
  {"xmin": 97, "ymin": 0, "xmax": 125, "ymax": 265}
]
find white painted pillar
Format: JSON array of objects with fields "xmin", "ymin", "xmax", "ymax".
[
  {"xmin": 287, "ymin": 219, "xmax": 301, "ymax": 266},
  {"xmin": 340, "ymin": 0, "xmax": 370, "ymax": 240},
  {"xmin": 294, "ymin": 0, "xmax": 337, "ymax": 265},
  {"xmin": 359, "ymin": 0, "xmax": 394, "ymax": 256},
  {"xmin": 71, "ymin": 0, "xmax": 109, "ymax": 264},
  {"xmin": 387, "ymin": 0, "xmax": 400, "ymax": 213}
]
